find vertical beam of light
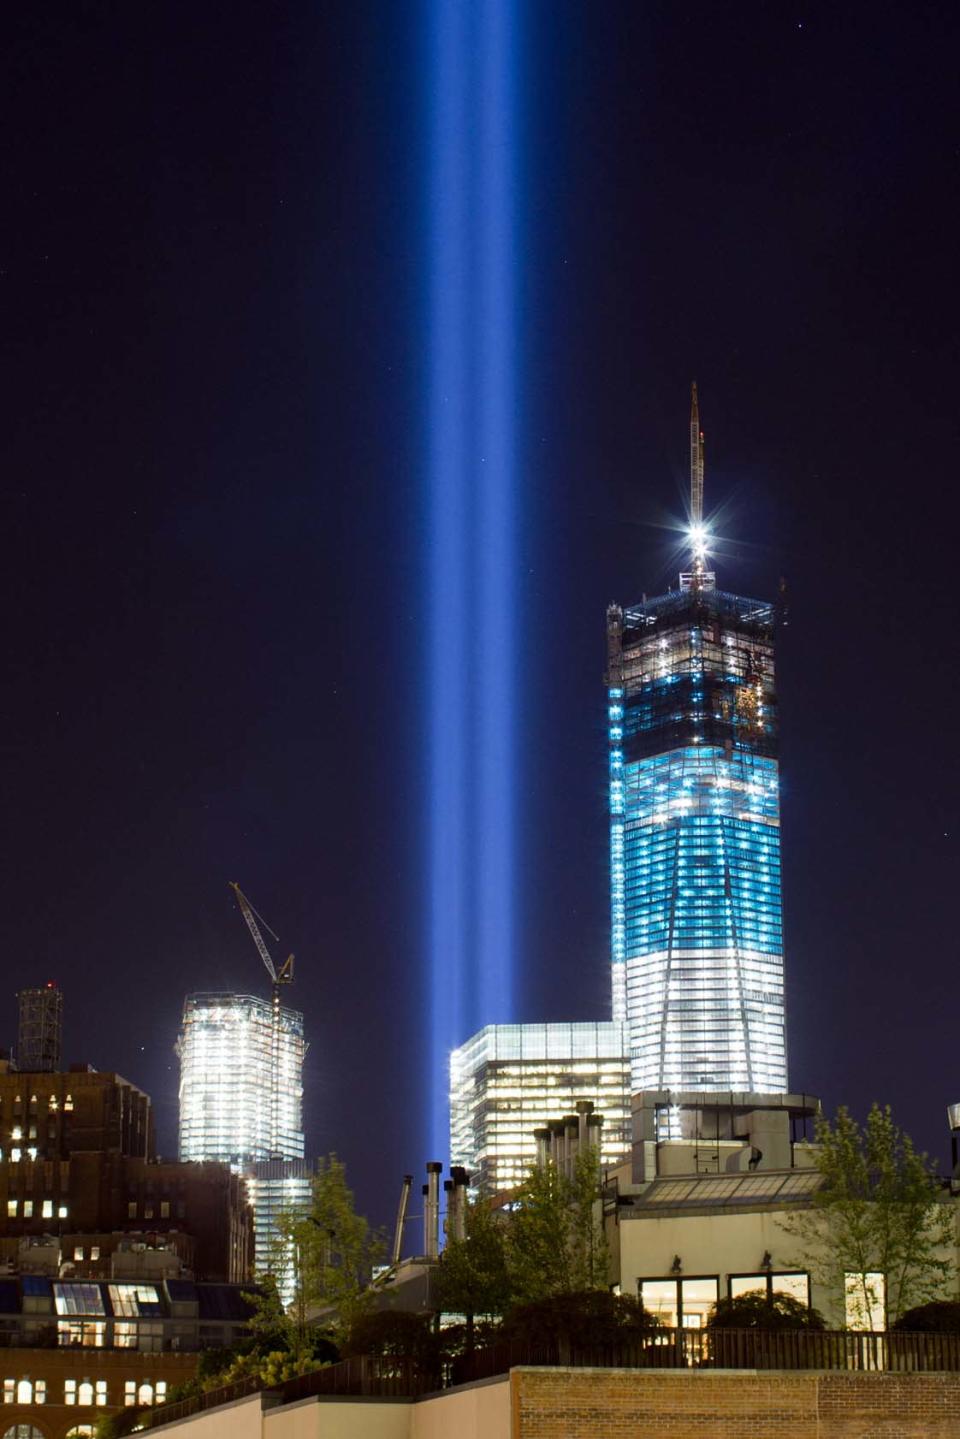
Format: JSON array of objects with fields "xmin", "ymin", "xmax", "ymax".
[
  {"xmin": 476, "ymin": 0, "xmax": 517, "ymax": 1025},
  {"xmin": 427, "ymin": 0, "xmax": 469, "ymax": 1163},
  {"xmin": 425, "ymin": 0, "xmax": 520, "ymax": 1165}
]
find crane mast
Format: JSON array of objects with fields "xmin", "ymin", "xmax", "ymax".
[{"xmin": 229, "ymin": 882, "xmax": 295, "ymax": 1158}]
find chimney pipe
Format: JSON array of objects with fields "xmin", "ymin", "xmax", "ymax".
[
  {"xmin": 424, "ymin": 1162, "xmax": 442, "ymax": 1259},
  {"xmin": 564, "ymin": 1116, "xmax": 579, "ymax": 1180},
  {"xmin": 576, "ymin": 1100, "xmax": 593, "ymax": 1154},
  {"xmin": 450, "ymin": 1166, "xmax": 469, "ymax": 1242},
  {"xmin": 550, "ymin": 1119, "xmax": 566, "ymax": 1172},
  {"xmin": 391, "ymin": 1174, "xmax": 413, "ymax": 1266}
]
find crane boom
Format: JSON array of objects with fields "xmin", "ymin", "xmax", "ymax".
[{"xmin": 230, "ymin": 882, "xmax": 279, "ymax": 982}]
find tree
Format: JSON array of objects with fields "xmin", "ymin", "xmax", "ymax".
[
  {"xmin": 707, "ymin": 1293, "xmax": 825, "ymax": 1331},
  {"xmin": 271, "ymin": 1154, "xmax": 385, "ymax": 1335},
  {"xmin": 508, "ymin": 1148, "xmax": 609, "ymax": 1303},
  {"xmin": 784, "ymin": 1104, "xmax": 954, "ymax": 1326},
  {"xmin": 433, "ymin": 1192, "xmax": 514, "ymax": 1345}
]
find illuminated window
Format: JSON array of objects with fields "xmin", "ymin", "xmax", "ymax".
[
  {"xmin": 64, "ymin": 1096, "xmax": 74, "ymax": 1112},
  {"xmin": 108, "ymin": 1285, "xmax": 161, "ymax": 1319},
  {"xmin": 54, "ymin": 1284, "xmax": 104, "ymax": 1317},
  {"xmin": 127, "ymin": 1203, "xmax": 137, "ymax": 1219},
  {"xmin": 64, "ymin": 1381, "xmax": 76, "ymax": 1405},
  {"xmin": 729, "ymin": 1272, "xmax": 810, "ymax": 1305},
  {"xmin": 3, "ymin": 1427, "xmax": 45, "ymax": 1439},
  {"xmin": 66, "ymin": 1428, "xmax": 96, "ymax": 1438},
  {"xmin": 57, "ymin": 1206, "xmax": 67, "ymax": 1219},
  {"xmin": 5, "ymin": 1203, "xmax": 16, "ymax": 1220},
  {"xmin": 41, "ymin": 1202, "xmax": 52, "ymax": 1220},
  {"xmin": 639, "ymin": 1276, "xmax": 718, "ymax": 1329},
  {"xmin": 160, "ymin": 1201, "xmax": 170, "ymax": 1219},
  {"xmin": 73, "ymin": 1248, "xmax": 84, "ymax": 1262},
  {"xmin": 22, "ymin": 1203, "xmax": 32, "ymax": 1219},
  {"xmin": 90, "ymin": 1248, "xmax": 99, "ymax": 1262},
  {"xmin": 845, "ymin": 1272, "xmax": 885, "ymax": 1331}
]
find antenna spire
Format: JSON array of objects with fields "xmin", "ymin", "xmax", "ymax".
[
  {"xmin": 680, "ymin": 383, "xmax": 715, "ymax": 593},
  {"xmin": 690, "ymin": 380, "xmax": 704, "ymax": 527}
]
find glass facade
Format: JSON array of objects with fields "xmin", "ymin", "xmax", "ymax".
[
  {"xmin": 449, "ymin": 1022, "xmax": 630, "ymax": 1194},
  {"xmin": 176, "ymin": 994, "xmax": 310, "ymax": 1299},
  {"xmin": 607, "ymin": 587, "xmax": 787, "ymax": 1096}
]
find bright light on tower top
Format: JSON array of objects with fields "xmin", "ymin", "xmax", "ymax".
[{"xmin": 688, "ymin": 521, "xmax": 710, "ymax": 560}]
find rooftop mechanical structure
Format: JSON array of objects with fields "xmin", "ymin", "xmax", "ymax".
[{"xmin": 606, "ymin": 387, "xmax": 787, "ymax": 1105}]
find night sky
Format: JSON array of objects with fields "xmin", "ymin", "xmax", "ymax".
[{"xmin": 4, "ymin": 3, "xmax": 959, "ymax": 1226}]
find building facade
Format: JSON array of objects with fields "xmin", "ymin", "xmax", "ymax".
[
  {"xmin": 177, "ymin": 995, "xmax": 305, "ymax": 1166},
  {"xmin": 606, "ymin": 398, "xmax": 786, "ymax": 1098},
  {"xmin": 176, "ymin": 995, "xmax": 309, "ymax": 1287},
  {"xmin": 0, "ymin": 1063, "xmax": 251, "ymax": 1283},
  {"xmin": 449, "ymin": 1023, "xmax": 630, "ymax": 1194}
]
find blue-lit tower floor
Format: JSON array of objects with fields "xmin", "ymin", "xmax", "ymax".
[{"xmin": 607, "ymin": 586, "xmax": 787, "ymax": 1099}]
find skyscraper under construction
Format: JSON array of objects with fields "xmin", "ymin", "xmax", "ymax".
[{"xmin": 606, "ymin": 386, "xmax": 786, "ymax": 1099}]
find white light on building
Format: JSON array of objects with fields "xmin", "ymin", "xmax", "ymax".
[
  {"xmin": 176, "ymin": 992, "xmax": 309, "ymax": 1296},
  {"xmin": 450, "ymin": 1022, "xmax": 630, "ymax": 1195}
]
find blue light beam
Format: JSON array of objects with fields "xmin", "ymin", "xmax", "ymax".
[{"xmin": 425, "ymin": 0, "xmax": 520, "ymax": 1163}]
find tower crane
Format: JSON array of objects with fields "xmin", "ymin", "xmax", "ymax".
[{"xmin": 229, "ymin": 882, "xmax": 295, "ymax": 1159}]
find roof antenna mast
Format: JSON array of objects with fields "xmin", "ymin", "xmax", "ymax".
[
  {"xmin": 690, "ymin": 380, "xmax": 704, "ymax": 531},
  {"xmin": 681, "ymin": 383, "xmax": 715, "ymax": 593}
]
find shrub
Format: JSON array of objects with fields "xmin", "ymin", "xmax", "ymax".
[
  {"xmin": 708, "ymin": 1292, "xmax": 825, "ymax": 1331},
  {"xmin": 893, "ymin": 1301, "xmax": 960, "ymax": 1333},
  {"xmin": 500, "ymin": 1290, "xmax": 661, "ymax": 1347}
]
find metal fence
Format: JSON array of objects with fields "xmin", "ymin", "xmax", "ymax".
[{"xmin": 139, "ymin": 1327, "xmax": 960, "ymax": 1430}]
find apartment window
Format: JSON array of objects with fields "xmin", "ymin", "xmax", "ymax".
[
  {"xmin": 58, "ymin": 1206, "xmax": 67, "ymax": 1219},
  {"xmin": 64, "ymin": 1096, "xmax": 74, "ymax": 1112},
  {"xmin": 64, "ymin": 1381, "xmax": 76, "ymax": 1405},
  {"xmin": 160, "ymin": 1201, "xmax": 170, "ymax": 1219},
  {"xmin": 143, "ymin": 1206, "xmax": 154, "ymax": 1220},
  {"xmin": 73, "ymin": 1248, "xmax": 84, "ymax": 1262},
  {"xmin": 10, "ymin": 1152, "xmax": 20, "ymax": 1164},
  {"xmin": 7, "ymin": 1383, "xmax": 44, "ymax": 1407},
  {"xmin": 638, "ymin": 1275, "xmax": 719, "ymax": 1329},
  {"xmin": 65, "ymin": 1427, "xmax": 96, "ymax": 1438},
  {"xmin": 90, "ymin": 1247, "xmax": 99, "ymax": 1261},
  {"xmin": 58, "ymin": 1322, "xmax": 105, "ymax": 1349},
  {"xmin": 5, "ymin": 1204, "xmax": 16, "ymax": 1220},
  {"xmin": 41, "ymin": 1202, "xmax": 52, "ymax": 1220},
  {"xmin": 123, "ymin": 1383, "xmax": 136, "ymax": 1408},
  {"xmin": 3, "ymin": 1428, "xmax": 46, "ymax": 1439},
  {"xmin": 127, "ymin": 1203, "xmax": 137, "ymax": 1219},
  {"xmin": 21, "ymin": 1203, "xmax": 32, "ymax": 1219},
  {"xmin": 26, "ymin": 1128, "xmax": 36, "ymax": 1141},
  {"xmin": 729, "ymin": 1271, "xmax": 810, "ymax": 1306},
  {"xmin": 54, "ymin": 1284, "xmax": 105, "ymax": 1317},
  {"xmin": 845, "ymin": 1272, "xmax": 885, "ymax": 1331},
  {"xmin": 10, "ymin": 1130, "xmax": 21, "ymax": 1143}
]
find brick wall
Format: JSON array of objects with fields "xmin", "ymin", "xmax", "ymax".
[{"xmin": 511, "ymin": 1366, "xmax": 960, "ymax": 1438}]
